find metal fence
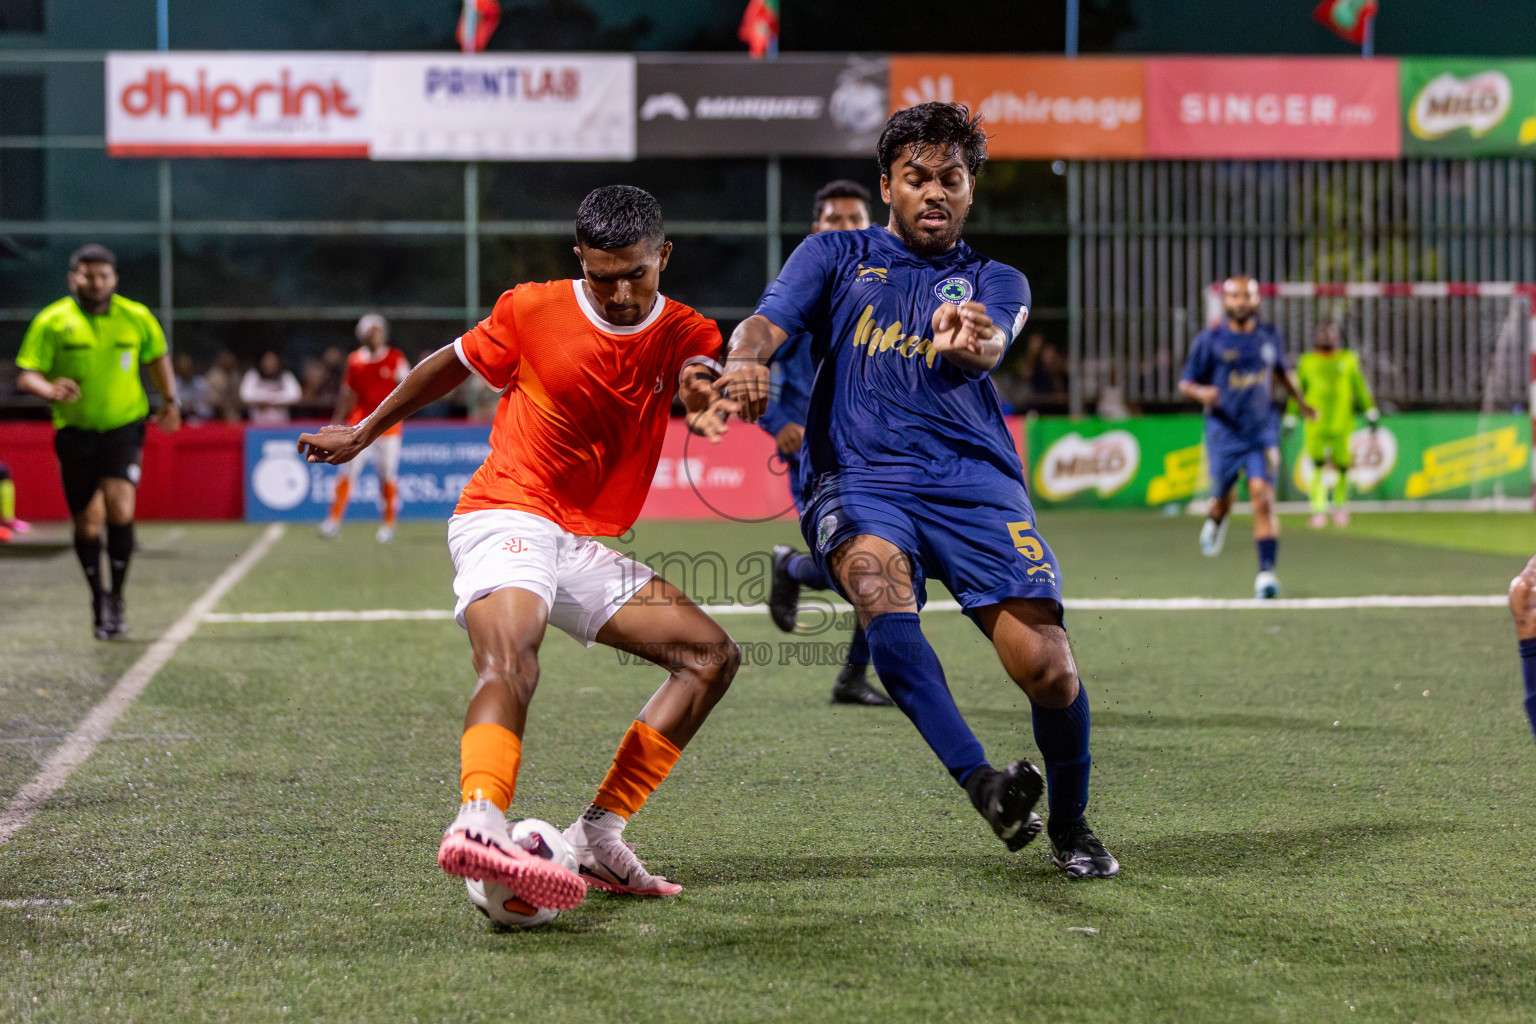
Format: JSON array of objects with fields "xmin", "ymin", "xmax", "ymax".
[{"xmin": 1068, "ymin": 159, "xmax": 1536, "ymax": 414}]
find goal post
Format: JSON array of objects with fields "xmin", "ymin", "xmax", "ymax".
[{"xmin": 1202, "ymin": 281, "xmax": 1536, "ymax": 509}]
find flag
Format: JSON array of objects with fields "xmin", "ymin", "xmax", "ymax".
[
  {"xmin": 456, "ymin": 0, "xmax": 501, "ymax": 53},
  {"xmin": 1313, "ymin": 0, "xmax": 1378, "ymax": 45},
  {"xmin": 738, "ymin": 0, "xmax": 779, "ymax": 60}
]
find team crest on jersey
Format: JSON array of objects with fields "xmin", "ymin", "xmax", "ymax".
[
  {"xmin": 816, "ymin": 514, "xmax": 839, "ymax": 552},
  {"xmin": 855, "ymin": 264, "xmax": 888, "ymax": 283},
  {"xmin": 933, "ymin": 277, "xmax": 972, "ymax": 304},
  {"xmin": 1260, "ymin": 342, "xmax": 1277, "ymax": 365}
]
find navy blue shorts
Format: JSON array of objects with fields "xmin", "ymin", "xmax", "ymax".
[
  {"xmin": 801, "ymin": 479, "xmax": 1064, "ymax": 621},
  {"xmin": 1207, "ymin": 430, "xmax": 1278, "ymax": 498}
]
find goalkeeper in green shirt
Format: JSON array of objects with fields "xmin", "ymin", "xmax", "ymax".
[{"xmin": 1291, "ymin": 323, "xmax": 1379, "ymax": 528}]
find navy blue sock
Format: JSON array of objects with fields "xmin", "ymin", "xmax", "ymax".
[
  {"xmin": 1031, "ymin": 681, "xmax": 1092, "ymax": 827},
  {"xmin": 865, "ymin": 612, "xmax": 988, "ymax": 783},
  {"xmin": 786, "ymin": 552, "xmax": 829, "ymax": 589},
  {"xmin": 1257, "ymin": 537, "xmax": 1278, "ymax": 572},
  {"xmin": 1521, "ymin": 637, "xmax": 1536, "ymax": 743},
  {"xmin": 846, "ymin": 622, "xmax": 869, "ymax": 667}
]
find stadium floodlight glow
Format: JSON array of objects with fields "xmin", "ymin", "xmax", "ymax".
[{"xmin": 1204, "ymin": 280, "xmax": 1536, "ymax": 510}]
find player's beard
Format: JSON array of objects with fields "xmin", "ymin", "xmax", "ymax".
[{"xmin": 893, "ymin": 207, "xmax": 967, "ymax": 258}]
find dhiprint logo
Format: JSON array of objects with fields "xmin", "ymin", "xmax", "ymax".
[
  {"xmin": 933, "ymin": 277, "xmax": 973, "ymax": 304},
  {"xmin": 501, "ymin": 538, "xmax": 526, "ymax": 554}
]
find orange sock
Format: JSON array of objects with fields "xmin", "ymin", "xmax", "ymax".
[
  {"xmin": 460, "ymin": 722, "xmax": 521, "ymax": 812},
  {"xmin": 381, "ymin": 480, "xmax": 399, "ymax": 526},
  {"xmin": 328, "ymin": 477, "xmax": 351, "ymax": 521},
  {"xmin": 593, "ymin": 720, "xmax": 681, "ymax": 819}
]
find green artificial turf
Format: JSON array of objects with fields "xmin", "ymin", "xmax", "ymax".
[{"xmin": 2, "ymin": 513, "xmax": 1533, "ymax": 1023}]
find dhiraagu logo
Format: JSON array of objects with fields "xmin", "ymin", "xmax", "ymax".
[
  {"xmin": 1033, "ymin": 431, "xmax": 1139, "ymax": 502},
  {"xmin": 933, "ymin": 277, "xmax": 972, "ymax": 304}
]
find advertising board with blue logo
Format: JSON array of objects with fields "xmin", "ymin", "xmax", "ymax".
[{"xmin": 245, "ymin": 424, "xmax": 492, "ymax": 522}]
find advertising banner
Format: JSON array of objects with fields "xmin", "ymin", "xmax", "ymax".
[
  {"xmin": 106, "ymin": 52, "xmax": 371, "ymax": 157},
  {"xmin": 246, "ymin": 420, "xmax": 795, "ymax": 524},
  {"xmin": 1401, "ymin": 58, "xmax": 1536, "ymax": 156},
  {"xmin": 1145, "ymin": 57, "xmax": 1400, "ymax": 159},
  {"xmin": 246, "ymin": 424, "xmax": 493, "ymax": 522},
  {"xmin": 369, "ymin": 53, "xmax": 634, "ymax": 160},
  {"xmin": 1026, "ymin": 415, "xmax": 1208, "ymax": 509},
  {"xmin": 888, "ymin": 56, "xmax": 1146, "ymax": 158},
  {"xmin": 1286, "ymin": 413, "xmax": 1531, "ymax": 501},
  {"xmin": 637, "ymin": 55, "xmax": 886, "ymax": 157},
  {"xmin": 1025, "ymin": 413, "xmax": 1531, "ymax": 509}
]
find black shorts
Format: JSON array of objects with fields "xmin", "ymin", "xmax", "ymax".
[{"xmin": 54, "ymin": 419, "xmax": 146, "ymax": 515}]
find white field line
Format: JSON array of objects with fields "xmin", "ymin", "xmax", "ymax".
[
  {"xmin": 0, "ymin": 898, "xmax": 74, "ymax": 909},
  {"xmin": 202, "ymin": 592, "xmax": 1507, "ymax": 626},
  {"xmin": 0, "ymin": 524, "xmax": 285, "ymax": 846}
]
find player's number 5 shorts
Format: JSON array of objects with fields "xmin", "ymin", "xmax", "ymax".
[{"xmin": 447, "ymin": 509, "xmax": 654, "ymax": 646}]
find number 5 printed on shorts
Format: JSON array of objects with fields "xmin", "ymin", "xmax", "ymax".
[{"xmin": 1007, "ymin": 521, "xmax": 1056, "ymax": 580}]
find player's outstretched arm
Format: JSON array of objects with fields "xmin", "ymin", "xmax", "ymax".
[
  {"xmin": 931, "ymin": 301, "xmax": 1005, "ymax": 374},
  {"xmin": 678, "ymin": 364, "xmax": 740, "ymax": 445},
  {"xmin": 1177, "ymin": 378, "xmax": 1219, "ymax": 407},
  {"xmin": 1278, "ymin": 368, "xmax": 1317, "ymax": 421},
  {"xmin": 297, "ymin": 343, "xmax": 467, "ymax": 464},
  {"xmin": 720, "ymin": 315, "xmax": 789, "ymax": 423}
]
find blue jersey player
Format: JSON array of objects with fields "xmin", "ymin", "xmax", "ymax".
[
  {"xmin": 720, "ymin": 102, "xmax": 1118, "ymax": 878},
  {"xmin": 1178, "ymin": 276, "xmax": 1314, "ymax": 599},
  {"xmin": 761, "ymin": 179, "xmax": 894, "ymax": 708}
]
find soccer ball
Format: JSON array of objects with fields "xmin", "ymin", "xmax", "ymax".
[{"xmin": 464, "ymin": 818, "xmax": 578, "ymax": 929}]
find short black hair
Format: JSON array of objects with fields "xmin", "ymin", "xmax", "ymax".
[
  {"xmin": 811, "ymin": 179, "xmax": 871, "ymax": 222},
  {"xmin": 68, "ymin": 243, "xmax": 117, "ymax": 270},
  {"xmin": 575, "ymin": 185, "xmax": 666, "ymax": 251},
  {"xmin": 877, "ymin": 102, "xmax": 988, "ymax": 178}
]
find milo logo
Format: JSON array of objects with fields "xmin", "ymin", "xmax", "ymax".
[
  {"xmin": 1409, "ymin": 71, "xmax": 1512, "ymax": 139},
  {"xmin": 1033, "ymin": 430, "xmax": 1140, "ymax": 502}
]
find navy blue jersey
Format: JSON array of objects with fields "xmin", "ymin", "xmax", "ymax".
[
  {"xmin": 1180, "ymin": 323, "xmax": 1288, "ymax": 446},
  {"xmin": 754, "ymin": 225, "xmax": 1030, "ymax": 493}
]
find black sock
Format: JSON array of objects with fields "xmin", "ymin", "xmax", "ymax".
[
  {"xmin": 75, "ymin": 534, "xmax": 104, "ymax": 600},
  {"xmin": 107, "ymin": 522, "xmax": 134, "ymax": 596}
]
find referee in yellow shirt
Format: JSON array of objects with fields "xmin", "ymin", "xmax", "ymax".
[{"xmin": 15, "ymin": 244, "xmax": 181, "ymax": 639}]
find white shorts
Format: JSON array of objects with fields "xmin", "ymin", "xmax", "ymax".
[
  {"xmin": 447, "ymin": 509, "xmax": 654, "ymax": 647},
  {"xmin": 342, "ymin": 433, "xmax": 402, "ymax": 483}
]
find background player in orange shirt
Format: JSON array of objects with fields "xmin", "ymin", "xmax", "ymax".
[
  {"xmin": 318, "ymin": 313, "xmax": 411, "ymax": 543},
  {"xmin": 298, "ymin": 186, "xmax": 740, "ymax": 917}
]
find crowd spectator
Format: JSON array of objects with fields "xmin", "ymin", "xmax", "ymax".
[
  {"xmin": 303, "ymin": 345, "xmax": 347, "ymax": 408},
  {"xmin": 239, "ymin": 350, "xmax": 303, "ymax": 424},
  {"xmin": 203, "ymin": 350, "xmax": 245, "ymax": 422},
  {"xmin": 172, "ymin": 352, "xmax": 217, "ymax": 422}
]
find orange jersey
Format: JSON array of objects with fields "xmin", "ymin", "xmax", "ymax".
[
  {"xmin": 453, "ymin": 279, "xmax": 722, "ymax": 535},
  {"xmin": 344, "ymin": 346, "xmax": 409, "ymax": 436}
]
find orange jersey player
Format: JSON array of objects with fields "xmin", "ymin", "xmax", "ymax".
[
  {"xmin": 319, "ymin": 314, "xmax": 411, "ymax": 543},
  {"xmin": 298, "ymin": 185, "xmax": 740, "ymax": 920}
]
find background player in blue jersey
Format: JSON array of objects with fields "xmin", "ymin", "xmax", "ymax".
[
  {"xmin": 761, "ymin": 179, "xmax": 894, "ymax": 707},
  {"xmin": 720, "ymin": 102, "xmax": 1118, "ymax": 879},
  {"xmin": 1179, "ymin": 276, "xmax": 1314, "ymax": 599}
]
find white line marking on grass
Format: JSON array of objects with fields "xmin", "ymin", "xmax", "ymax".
[
  {"xmin": 0, "ymin": 898, "xmax": 74, "ymax": 909},
  {"xmin": 200, "ymin": 593, "xmax": 1507, "ymax": 626},
  {"xmin": 204, "ymin": 608, "xmax": 454, "ymax": 623},
  {"xmin": 0, "ymin": 524, "xmax": 285, "ymax": 846}
]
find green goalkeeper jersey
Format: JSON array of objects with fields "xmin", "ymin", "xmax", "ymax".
[{"xmin": 1295, "ymin": 349, "xmax": 1375, "ymax": 436}]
